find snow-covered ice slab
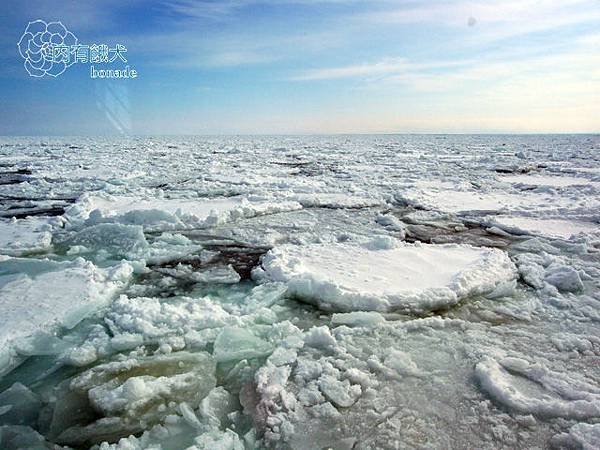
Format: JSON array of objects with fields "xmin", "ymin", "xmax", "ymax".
[
  {"xmin": 287, "ymin": 193, "xmax": 384, "ymax": 209},
  {"xmin": 256, "ymin": 240, "xmax": 517, "ymax": 313},
  {"xmin": 0, "ymin": 257, "xmax": 132, "ymax": 375},
  {"xmin": 500, "ymin": 174, "xmax": 598, "ymax": 187},
  {"xmin": 0, "ymin": 218, "xmax": 54, "ymax": 256},
  {"xmin": 490, "ymin": 216, "xmax": 599, "ymax": 239},
  {"xmin": 401, "ymin": 189, "xmax": 596, "ymax": 215},
  {"xmin": 66, "ymin": 195, "xmax": 302, "ymax": 230}
]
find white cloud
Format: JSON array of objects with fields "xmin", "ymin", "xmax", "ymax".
[
  {"xmin": 291, "ymin": 58, "xmax": 412, "ymax": 80},
  {"xmin": 361, "ymin": 0, "xmax": 600, "ymax": 45},
  {"xmin": 162, "ymin": 0, "xmax": 363, "ymax": 20}
]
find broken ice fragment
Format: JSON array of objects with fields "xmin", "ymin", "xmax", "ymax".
[
  {"xmin": 213, "ymin": 328, "xmax": 273, "ymax": 363},
  {"xmin": 544, "ymin": 265, "xmax": 584, "ymax": 293},
  {"xmin": 0, "ymin": 383, "xmax": 41, "ymax": 426},
  {"xmin": 475, "ymin": 358, "xmax": 600, "ymax": 419},
  {"xmin": 318, "ymin": 376, "xmax": 361, "ymax": 408},
  {"xmin": 51, "ymin": 351, "xmax": 216, "ymax": 446}
]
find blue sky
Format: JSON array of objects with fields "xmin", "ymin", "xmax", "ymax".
[{"xmin": 1, "ymin": 0, "xmax": 599, "ymax": 135}]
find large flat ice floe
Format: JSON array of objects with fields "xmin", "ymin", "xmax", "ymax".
[
  {"xmin": 255, "ymin": 239, "xmax": 517, "ymax": 312},
  {"xmin": 0, "ymin": 257, "xmax": 132, "ymax": 375},
  {"xmin": 66, "ymin": 194, "xmax": 302, "ymax": 230}
]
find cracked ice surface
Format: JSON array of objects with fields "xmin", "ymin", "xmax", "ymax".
[{"xmin": 0, "ymin": 135, "xmax": 599, "ymax": 449}]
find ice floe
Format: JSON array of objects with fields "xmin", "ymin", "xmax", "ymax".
[
  {"xmin": 489, "ymin": 216, "xmax": 599, "ymax": 239},
  {"xmin": 66, "ymin": 194, "xmax": 302, "ymax": 231},
  {"xmin": 0, "ymin": 217, "xmax": 55, "ymax": 256},
  {"xmin": 499, "ymin": 173, "xmax": 598, "ymax": 187},
  {"xmin": 0, "ymin": 257, "xmax": 132, "ymax": 376},
  {"xmin": 401, "ymin": 189, "xmax": 598, "ymax": 215},
  {"xmin": 1, "ymin": 135, "xmax": 600, "ymax": 449},
  {"xmin": 475, "ymin": 357, "xmax": 600, "ymax": 420},
  {"xmin": 255, "ymin": 239, "xmax": 517, "ymax": 313}
]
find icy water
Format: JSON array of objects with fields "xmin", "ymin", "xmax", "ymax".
[{"xmin": 0, "ymin": 135, "xmax": 599, "ymax": 449}]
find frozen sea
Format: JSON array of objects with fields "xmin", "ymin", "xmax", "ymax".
[{"xmin": 0, "ymin": 135, "xmax": 599, "ymax": 449}]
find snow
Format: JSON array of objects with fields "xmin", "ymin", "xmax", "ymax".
[{"xmin": 256, "ymin": 240, "xmax": 517, "ymax": 312}]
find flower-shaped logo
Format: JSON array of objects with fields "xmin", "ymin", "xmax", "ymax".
[{"xmin": 17, "ymin": 20, "xmax": 78, "ymax": 77}]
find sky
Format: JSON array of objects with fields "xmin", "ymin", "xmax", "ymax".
[{"xmin": 0, "ymin": 0, "xmax": 599, "ymax": 135}]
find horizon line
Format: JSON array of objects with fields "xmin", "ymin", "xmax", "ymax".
[{"xmin": 2, "ymin": 132, "xmax": 600, "ymax": 138}]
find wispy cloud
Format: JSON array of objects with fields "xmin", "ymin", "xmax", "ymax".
[
  {"xmin": 291, "ymin": 58, "xmax": 413, "ymax": 80},
  {"xmin": 291, "ymin": 57, "xmax": 476, "ymax": 81},
  {"xmin": 162, "ymin": 0, "xmax": 364, "ymax": 20}
]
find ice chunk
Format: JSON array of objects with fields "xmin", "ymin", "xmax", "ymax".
[
  {"xmin": 12, "ymin": 331, "xmax": 71, "ymax": 356},
  {"xmin": 0, "ymin": 383, "xmax": 41, "ymax": 426},
  {"xmin": 64, "ymin": 223, "xmax": 149, "ymax": 258},
  {"xmin": 375, "ymin": 213, "xmax": 406, "ymax": 235},
  {"xmin": 53, "ymin": 351, "xmax": 216, "ymax": 446},
  {"xmin": 0, "ymin": 425, "xmax": 54, "ymax": 450},
  {"xmin": 0, "ymin": 258, "xmax": 133, "ymax": 376},
  {"xmin": 156, "ymin": 264, "xmax": 241, "ymax": 284},
  {"xmin": 382, "ymin": 349, "xmax": 422, "ymax": 378},
  {"xmin": 197, "ymin": 387, "xmax": 237, "ymax": 428},
  {"xmin": 331, "ymin": 312, "xmax": 385, "ymax": 327},
  {"xmin": 288, "ymin": 193, "xmax": 383, "ymax": 209},
  {"xmin": 105, "ymin": 295, "xmax": 234, "ymax": 342},
  {"xmin": 303, "ymin": 326, "xmax": 336, "ymax": 350},
  {"xmin": 213, "ymin": 328, "xmax": 273, "ymax": 363},
  {"xmin": 544, "ymin": 266, "xmax": 584, "ymax": 293},
  {"xmin": 318, "ymin": 376, "xmax": 361, "ymax": 408},
  {"xmin": 257, "ymin": 241, "xmax": 517, "ymax": 313},
  {"xmin": 193, "ymin": 429, "xmax": 245, "ymax": 450}
]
